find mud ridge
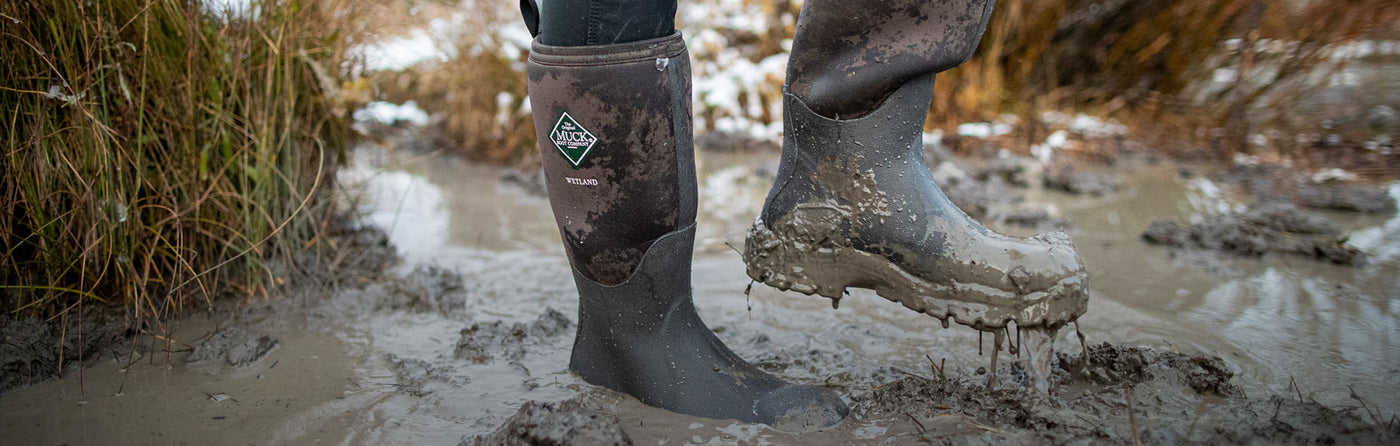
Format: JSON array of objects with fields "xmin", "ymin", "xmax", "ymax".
[
  {"xmin": 469, "ymin": 400, "xmax": 632, "ymax": 446},
  {"xmin": 1141, "ymin": 212, "xmax": 1364, "ymax": 265},
  {"xmin": 455, "ymin": 307, "xmax": 573, "ymax": 364}
]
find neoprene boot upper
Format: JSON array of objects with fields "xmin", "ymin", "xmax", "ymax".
[{"xmin": 525, "ymin": 31, "xmax": 848, "ymax": 429}]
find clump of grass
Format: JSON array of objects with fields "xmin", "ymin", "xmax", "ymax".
[{"xmin": 0, "ymin": 0, "xmax": 359, "ymax": 321}]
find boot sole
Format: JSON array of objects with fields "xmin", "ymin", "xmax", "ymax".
[{"xmin": 745, "ymin": 217, "xmax": 1087, "ymax": 330}]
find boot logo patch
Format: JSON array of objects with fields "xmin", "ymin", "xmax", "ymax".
[{"xmin": 549, "ymin": 111, "xmax": 598, "ymax": 167}]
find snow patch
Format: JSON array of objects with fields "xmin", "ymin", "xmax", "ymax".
[{"xmin": 355, "ymin": 101, "xmax": 431, "ymax": 127}]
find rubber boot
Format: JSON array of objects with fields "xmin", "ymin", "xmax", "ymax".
[
  {"xmin": 526, "ymin": 32, "xmax": 847, "ymax": 430},
  {"xmin": 746, "ymin": 0, "xmax": 1089, "ymax": 330}
]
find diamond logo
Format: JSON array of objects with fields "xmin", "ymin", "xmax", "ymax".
[{"xmin": 549, "ymin": 112, "xmax": 598, "ymax": 167}]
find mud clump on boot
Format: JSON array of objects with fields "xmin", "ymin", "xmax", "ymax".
[
  {"xmin": 470, "ymin": 400, "xmax": 631, "ymax": 446},
  {"xmin": 1141, "ymin": 215, "xmax": 1364, "ymax": 265},
  {"xmin": 188, "ymin": 327, "xmax": 279, "ymax": 367},
  {"xmin": 455, "ymin": 307, "xmax": 572, "ymax": 364}
]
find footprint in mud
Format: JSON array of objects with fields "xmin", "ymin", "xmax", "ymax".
[{"xmin": 454, "ymin": 308, "xmax": 573, "ymax": 365}]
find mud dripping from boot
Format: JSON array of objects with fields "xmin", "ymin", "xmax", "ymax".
[{"xmin": 1021, "ymin": 325, "xmax": 1057, "ymax": 395}]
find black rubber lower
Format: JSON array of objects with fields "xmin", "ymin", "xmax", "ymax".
[{"xmin": 570, "ymin": 223, "xmax": 847, "ymax": 430}]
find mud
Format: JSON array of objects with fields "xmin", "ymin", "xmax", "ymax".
[
  {"xmin": 850, "ymin": 343, "xmax": 1396, "ymax": 445},
  {"xmin": 470, "ymin": 400, "xmax": 632, "ymax": 446},
  {"xmin": 1230, "ymin": 162, "xmax": 1399, "ymax": 214},
  {"xmin": 387, "ymin": 353, "xmax": 457, "ymax": 396},
  {"xmin": 480, "ymin": 342, "xmax": 1396, "ymax": 445},
  {"xmin": 0, "ymin": 320, "xmax": 60, "ymax": 392},
  {"xmin": 998, "ymin": 208, "xmax": 1073, "ymax": 231},
  {"xmin": 1141, "ymin": 214, "xmax": 1365, "ymax": 265},
  {"xmin": 455, "ymin": 307, "xmax": 572, "ymax": 364},
  {"xmin": 1297, "ymin": 181, "xmax": 1399, "ymax": 214},
  {"xmin": 0, "ymin": 313, "xmax": 125, "ymax": 394},
  {"xmin": 187, "ymin": 327, "xmax": 280, "ymax": 367},
  {"xmin": 1242, "ymin": 200, "xmax": 1342, "ymax": 236},
  {"xmin": 1043, "ymin": 162, "xmax": 1121, "ymax": 197}
]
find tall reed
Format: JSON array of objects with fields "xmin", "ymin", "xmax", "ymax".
[{"xmin": 1, "ymin": 0, "xmax": 358, "ymax": 321}]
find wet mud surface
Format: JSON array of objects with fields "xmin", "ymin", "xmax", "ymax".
[{"xmin": 1, "ymin": 143, "xmax": 1397, "ymax": 444}]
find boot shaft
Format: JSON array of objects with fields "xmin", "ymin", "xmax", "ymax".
[
  {"xmin": 526, "ymin": 32, "xmax": 697, "ymax": 285},
  {"xmin": 787, "ymin": 0, "xmax": 995, "ymax": 119}
]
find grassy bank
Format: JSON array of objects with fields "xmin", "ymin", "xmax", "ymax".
[{"xmin": 1, "ymin": 0, "xmax": 359, "ymax": 321}]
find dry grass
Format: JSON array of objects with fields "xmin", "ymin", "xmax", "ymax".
[
  {"xmin": 932, "ymin": 0, "xmax": 1400, "ymax": 154},
  {"xmin": 0, "ymin": 0, "xmax": 361, "ymax": 321},
  {"xmin": 371, "ymin": 1, "xmax": 537, "ymax": 166}
]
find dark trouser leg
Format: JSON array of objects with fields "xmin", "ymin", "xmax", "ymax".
[
  {"xmin": 520, "ymin": 4, "xmax": 848, "ymax": 428},
  {"xmin": 526, "ymin": 0, "xmax": 677, "ymax": 47}
]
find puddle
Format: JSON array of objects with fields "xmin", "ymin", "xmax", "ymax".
[{"xmin": 1, "ymin": 143, "xmax": 1396, "ymax": 444}]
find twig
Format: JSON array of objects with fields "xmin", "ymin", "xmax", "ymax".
[
  {"xmin": 1125, "ymin": 383, "xmax": 1142, "ymax": 446},
  {"xmin": 1074, "ymin": 321, "xmax": 1089, "ymax": 368},
  {"xmin": 926, "ymin": 354, "xmax": 945, "ymax": 382},
  {"xmin": 905, "ymin": 413, "xmax": 927, "ymax": 434},
  {"xmin": 1290, "ymin": 376, "xmax": 1303, "ymax": 403},
  {"xmin": 723, "ymin": 241, "xmax": 744, "ymax": 257},
  {"xmin": 1271, "ymin": 399, "xmax": 1283, "ymax": 421},
  {"xmin": 1349, "ymin": 386, "xmax": 1385, "ymax": 427},
  {"xmin": 893, "ymin": 366, "xmax": 933, "ymax": 382}
]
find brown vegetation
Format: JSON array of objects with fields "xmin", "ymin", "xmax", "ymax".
[{"xmin": 0, "ymin": 0, "xmax": 361, "ymax": 320}]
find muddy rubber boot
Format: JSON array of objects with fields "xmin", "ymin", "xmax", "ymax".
[
  {"xmin": 526, "ymin": 32, "xmax": 847, "ymax": 430},
  {"xmin": 746, "ymin": 0, "xmax": 1089, "ymax": 330}
]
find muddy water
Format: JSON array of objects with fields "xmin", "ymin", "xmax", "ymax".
[{"xmin": 2, "ymin": 144, "xmax": 1396, "ymax": 444}]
